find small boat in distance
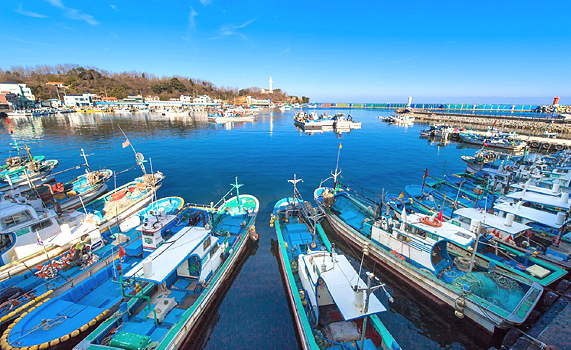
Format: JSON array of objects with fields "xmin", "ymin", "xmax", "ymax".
[{"xmin": 208, "ymin": 109, "xmax": 255, "ymax": 123}]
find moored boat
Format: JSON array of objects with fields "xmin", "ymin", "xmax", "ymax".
[
  {"xmin": 272, "ymin": 176, "xmax": 400, "ymax": 350},
  {"xmin": 75, "ymin": 179, "xmax": 259, "ymax": 350},
  {"xmin": 314, "ymin": 174, "xmax": 543, "ymax": 333},
  {"xmin": 80, "ymin": 172, "xmax": 164, "ymax": 232}
]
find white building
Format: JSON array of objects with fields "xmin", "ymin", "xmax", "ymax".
[
  {"xmin": 0, "ymin": 82, "xmax": 35, "ymax": 108},
  {"xmin": 64, "ymin": 94, "xmax": 93, "ymax": 107},
  {"xmin": 246, "ymin": 96, "xmax": 271, "ymax": 106},
  {"xmin": 192, "ymin": 95, "xmax": 217, "ymax": 105}
]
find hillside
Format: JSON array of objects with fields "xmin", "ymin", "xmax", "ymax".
[{"xmin": 0, "ymin": 64, "xmax": 309, "ymax": 103}]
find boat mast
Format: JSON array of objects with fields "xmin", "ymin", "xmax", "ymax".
[
  {"xmin": 355, "ymin": 272, "xmax": 394, "ymax": 350},
  {"xmin": 231, "ymin": 177, "xmax": 243, "ymax": 210},
  {"xmin": 80, "ymin": 148, "xmax": 92, "ymax": 172},
  {"xmin": 287, "ymin": 174, "xmax": 303, "ymax": 204},
  {"xmin": 468, "ymin": 220, "xmax": 482, "ymax": 272}
]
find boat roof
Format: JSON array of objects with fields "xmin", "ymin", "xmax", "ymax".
[
  {"xmin": 506, "ymin": 190, "xmax": 570, "ymax": 209},
  {"xmin": 125, "ymin": 226, "xmax": 209, "ymax": 284},
  {"xmin": 494, "ymin": 202, "xmax": 562, "ymax": 228},
  {"xmin": 407, "ymin": 213, "xmax": 475, "ymax": 246},
  {"xmin": 300, "ymin": 252, "xmax": 386, "ymax": 321},
  {"xmin": 510, "ymin": 183, "xmax": 562, "ymax": 197},
  {"xmin": 454, "ymin": 208, "xmax": 530, "ymax": 234}
]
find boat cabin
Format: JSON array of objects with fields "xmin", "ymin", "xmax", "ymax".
[{"xmin": 452, "ymin": 207, "xmax": 530, "ymax": 241}]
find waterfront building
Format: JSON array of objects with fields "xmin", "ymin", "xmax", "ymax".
[
  {"xmin": 123, "ymin": 95, "xmax": 143, "ymax": 103},
  {"xmin": 246, "ymin": 96, "xmax": 271, "ymax": 106},
  {"xmin": 0, "ymin": 82, "xmax": 35, "ymax": 108},
  {"xmin": 193, "ymin": 95, "xmax": 216, "ymax": 105},
  {"xmin": 0, "ymin": 92, "xmax": 21, "ymax": 110},
  {"xmin": 64, "ymin": 93, "xmax": 93, "ymax": 107}
]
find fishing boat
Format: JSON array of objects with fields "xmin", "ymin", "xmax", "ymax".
[
  {"xmin": 0, "ymin": 155, "xmax": 45, "ymax": 176},
  {"xmin": 207, "ymin": 109, "xmax": 255, "ymax": 123},
  {"xmin": 75, "ymin": 179, "xmax": 259, "ymax": 350},
  {"xmin": 0, "ymin": 196, "xmax": 184, "ymax": 332},
  {"xmin": 314, "ymin": 173, "xmax": 543, "ymax": 333},
  {"xmin": 81, "ymin": 172, "xmax": 164, "ymax": 232},
  {"xmin": 33, "ymin": 169, "xmax": 113, "ymax": 212},
  {"xmin": 0, "ymin": 195, "xmax": 101, "ymax": 270},
  {"xmin": 0, "ymin": 248, "xmax": 144, "ymax": 350},
  {"xmin": 0, "ymin": 158, "xmax": 59, "ymax": 193},
  {"xmin": 272, "ymin": 176, "xmax": 400, "ymax": 350},
  {"xmin": 452, "ymin": 207, "xmax": 571, "ymax": 270},
  {"xmin": 294, "ymin": 112, "xmax": 334, "ymax": 129},
  {"xmin": 332, "ymin": 114, "xmax": 361, "ymax": 129}
]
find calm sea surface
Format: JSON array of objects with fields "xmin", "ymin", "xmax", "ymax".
[{"xmin": 1, "ymin": 109, "xmax": 489, "ymax": 349}]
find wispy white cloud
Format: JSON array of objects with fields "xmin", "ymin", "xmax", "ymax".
[
  {"xmin": 199, "ymin": 0, "xmax": 212, "ymax": 5},
  {"xmin": 188, "ymin": 7, "xmax": 198, "ymax": 29},
  {"xmin": 110, "ymin": 4, "xmax": 118, "ymax": 11},
  {"xmin": 15, "ymin": 3, "xmax": 48, "ymax": 18},
  {"xmin": 44, "ymin": 0, "xmax": 99, "ymax": 25},
  {"xmin": 209, "ymin": 18, "xmax": 256, "ymax": 40},
  {"xmin": 182, "ymin": 6, "xmax": 198, "ymax": 42}
]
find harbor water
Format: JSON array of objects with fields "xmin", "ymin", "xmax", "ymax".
[{"xmin": 1, "ymin": 109, "xmax": 494, "ymax": 349}]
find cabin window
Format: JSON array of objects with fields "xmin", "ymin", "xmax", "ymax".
[
  {"xmin": 458, "ymin": 217, "xmax": 471, "ymax": 225},
  {"xmin": 202, "ymin": 237, "xmax": 211, "ymax": 251},
  {"xmin": 1, "ymin": 211, "xmax": 33, "ymax": 229},
  {"xmin": 209, "ymin": 244, "xmax": 219, "ymax": 258},
  {"xmin": 31, "ymin": 219, "xmax": 53, "ymax": 232}
]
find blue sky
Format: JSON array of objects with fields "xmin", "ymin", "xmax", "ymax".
[{"xmin": 1, "ymin": 0, "xmax": 570, "ymax": 104}]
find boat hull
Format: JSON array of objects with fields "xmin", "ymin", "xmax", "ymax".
[{"xmin": 320, "ymin": 207, "xmax": 538, "ymax": 333}]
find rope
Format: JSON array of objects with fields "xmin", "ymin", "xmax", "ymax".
[{"xmin": 11, "ymin": 315, "xmax": 68, "ymax": 344}]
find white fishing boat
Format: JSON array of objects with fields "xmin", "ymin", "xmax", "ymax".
[
  {"xmin": 314, "ymin": 175, "xmax": 543, "ymax": 333},
  {"xmin": 0, "ymin": 195, "xmax": 102, "ymax": 273},
  {"xmin": 208, "ymin": 109, "xmax": 255, "ymax": 122}
]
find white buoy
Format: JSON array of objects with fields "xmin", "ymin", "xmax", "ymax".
[
  {"xmin": 505, "ymin": 213, "xmax": 515, "ymax": 227},
  {"xmin": 159, "ymin": 207, "xmax": 165, "ymax": 218},
  {"xmin": 516, "ymin": 201, "xmax": 523, "ymax": 210},
  {"xmin": 561, "ymin": 192, "xmax": 569, "ymax": 205},
  {"xmin": 553, "ymin": 183, "xmax": 561, "ymax": 193},
  {"xmin": 143, "ymin": 257, "xmax": 153, "ymax": 278},
  {"xmin": 354, "ymin": 289, "xmax": 364, "ymax": 311},
  {"xmin": 556, "ymin": 212, "xmax": 565, "ymax": 225}
]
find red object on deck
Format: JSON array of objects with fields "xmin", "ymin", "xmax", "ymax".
[
  {"xmin": 553, "ymin": 96, "xmax": 560, "ymax": 105},
  {"xmin": 111, "ymin": 189, "xmax": 127, "ymax": 201},
  {"xmin": 52, "ymin": 182, "xmax": 64, "ymax": 193}
]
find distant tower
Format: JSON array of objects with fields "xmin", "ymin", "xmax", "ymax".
[
  {"xmin": 269, "ymin": 76, "xmax": 273, "ymax": 93},
  {"xmin": 407, "ymin": 96, "xmax": 413, "ymax": 107}
]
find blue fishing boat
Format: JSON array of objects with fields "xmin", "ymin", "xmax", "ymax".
[
  {"xmin": 0, "ymin": 249, "xmax": 144, "ymax": 350},
  {"xmin": 81, "ymin": 172, "xmax": 164, "ymax": 231},
  {"xmin": 0, "ymin": 197, "xmax": 184, "ymax": 331},
  {"xmin": 315, "ymin": 173, "xmax": 543, "ymax": 333},
  {"xmin": 75, "ymin": 179, "xmax": 259, "ymax": 350},
  {"xmin": 272, "ymin": 176, "xmax": 400, "ymax": 350},
  {"xmin": 0, "ymin": 158, "xmax": 59, "ymax": 193},
  {"xmin": 36, "ymin": 169, "xmax": 113, "ymax": 212},
  {"xmin": 0, "ymin": 155, "xmax": 45, "ymax": 176}
]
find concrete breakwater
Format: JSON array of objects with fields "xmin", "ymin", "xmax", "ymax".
[{"xmin": 408, "ymin": 111, "xmax": 571, "ymax": 137}]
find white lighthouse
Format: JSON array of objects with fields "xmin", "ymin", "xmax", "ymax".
[{"xmin": 269, "ymin": 76, "xmax": 273, "ymax": 93}]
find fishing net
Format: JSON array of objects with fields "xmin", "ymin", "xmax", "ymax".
[
  {"xmin": 453, "ymin": 271, "xmax": 523, "ymax": 310},
  {"xmin": 103, "ymin": 197, "xmax": 136, "ymax": 217}
]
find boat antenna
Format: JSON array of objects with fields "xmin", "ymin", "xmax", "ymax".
[
  {"xmin": 230, "ymin": 177, "xmax": 243, "ymax": 210},
  {"xmin": 149, "ymin": 157, "xmax": 159, "ymax": 219},
  {"xmin": 80, "ymin": 148, "xmax": 93, "ymax": 173}
]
